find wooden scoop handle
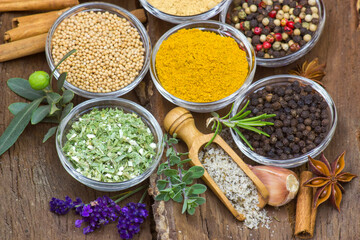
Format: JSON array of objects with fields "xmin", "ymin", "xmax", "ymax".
[{"xmin": 164, "ymin": 107, "xmax": 270, "ymax": 221}]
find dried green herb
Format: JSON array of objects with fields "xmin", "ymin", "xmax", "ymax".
[
  {"xmin": 155, "ymin": 135, "xmax": 206, "ymax": 215},
  {"xmin": 63, "ymin": 108, "xmax": 156, "ymax": 182}
]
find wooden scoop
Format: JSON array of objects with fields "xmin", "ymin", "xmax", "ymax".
[{"xmin": 164, "ymin": 107, "xmax": 269, "ymax": 221}]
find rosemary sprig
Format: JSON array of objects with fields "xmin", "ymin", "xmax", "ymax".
[{"xmin": 205, "ymin": 100, "xmax": 276, "ymax": 150}]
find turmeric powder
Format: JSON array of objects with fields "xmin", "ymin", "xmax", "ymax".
[{"xmin": 155, "ymin": 29, "xmax": 249, "ymax": 103}]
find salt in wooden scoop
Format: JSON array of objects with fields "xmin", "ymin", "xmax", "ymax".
[{"xmin": 164, "ymin": 107, "xmax": 269, "ymax": 221}]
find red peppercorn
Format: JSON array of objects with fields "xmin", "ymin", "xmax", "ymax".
[
  {"xmin": 274, "ymin": 33, "xmax": 282, "ymax": 41},
  {"xmin": 239, "ymin": 22, "xmax": 245, "ymax": 31},
  {"xmin": 258, "ymin": 1, "xmax": 266, "ymax": 8},
  {"xmin": 256, "ymin": 44, "xmax": 263, "ymax": 51},
  {"xmin": 254, "ymin": 27, "xmax": 262, "ymax": 35},
  {"xmin": 287, "ymin": 21, "xmax": 295, "ymax": 29},
  {"xmin": 266, "ymin": 34, "xmax": 275, "ymax": 43},
  {"xmin": 263, "ymin": 41, "xmax": 272, "ymax": 49},
  {"xmin": 284, "ymin": 26, "xmax": 294, "ymax": 35},
  {"xmin": 296, "ymin": 4, "xmax": 303, "ymax": 9},
  {"xmin": 268, "ymin": 10, "xmax": 277, "ymax": 18}
]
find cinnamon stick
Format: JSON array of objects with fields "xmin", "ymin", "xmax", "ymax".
[
  {"xmin": 6, "ymin": 8, "xmax": 69, "ymax": 42},
  {"xmin": 0, "ymin": 0, "xmax": 78, "ymax": 12},
  {"xmin": 12, "ymin": 8, "xmax": 69, "ymax": 28},
  {"xmin": 0, "ymin": 34, "xmax": 47, "ymax": 62},
  {"xmin": 294, "ymin": 171, "xmax": 318, "ymax": 239}
]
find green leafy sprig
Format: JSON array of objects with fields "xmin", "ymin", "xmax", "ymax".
[
  {"xmin": 155, "ymin": 135, "xmax": 207, "ymax": 215},
  {"xmin": 206, "ymin": 100, "xmax": 276, "ymax": 150},
  {"xmin": 0, "ymin": 49, "xmax": 76, "ymax": 156}
]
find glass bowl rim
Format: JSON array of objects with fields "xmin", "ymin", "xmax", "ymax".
[
  {"xmin": 230, "ymin": 74, "xmax": 337, "ymax": 167},
  {"xmin": 45, "ymin": 2, "xmax": 151, "ymax": 98},
  {"xmin": 150, "ymin": 20, "xmax": 256, "ymax": 109},
  {"xmin": 219, "ymin": 0, "xmax": 326, "ymax": 65},
  {"xmin": 56, "ymin": 97, "xmax": 164, "ymax": 189}
]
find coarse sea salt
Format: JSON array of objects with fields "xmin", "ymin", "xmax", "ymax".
[{"xmin": 199, "ymin": 145, "xmax": 271, "ymax": 229}]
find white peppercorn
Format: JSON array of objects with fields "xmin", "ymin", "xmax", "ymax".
[
  {"xmin": 311, "ymin": 6, "xmax": 318, "ymax": 14},
  {"xmin": 304, "ymin": 34, "xmax": 312, "ymax": 42},
  {"xmin": 308, "ymin": 0, "xmax": 317, "ymax": 6},
  {"xmin": 274, "ymin": 19, "xmax": 281, "ymax": 26},
  {"xmin": 293, "ymin": 29, "xmax": 301, "ymax": 35},
  {"xmin": 260, "ymin": 34, "xmax": 267, "ymax": 42},
  {"xmin": 305, "ymin": 14, "xmax": 313, "ymax": 22},
  {"xmin": 250, "ymin": 4, "xmax": 257, "ymax": 12},
  {"xmin": 262, "ymin": 17, "xmax": 270, "ymax": 26},
  {"xmin": 309, "ymin": 23, "xmax": 317, "ymax": 32}
]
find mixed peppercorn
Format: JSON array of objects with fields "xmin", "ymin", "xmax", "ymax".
[
  {"xmin": 242, "ymin": 80, "xmax": 330, "ymax": 159},
  {"xmin": 226, "ymin": 0, "xmax": 320, "ymax": 58}
]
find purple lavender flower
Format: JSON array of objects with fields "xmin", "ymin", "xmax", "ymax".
[
  {"xmin": 75, "ymin": 196, "xmax": 121, "ymax": 235},
  {"xmin": 117, "ymin": 202, "xmax": 148, "ymax": 239},
  {"xmin": 49, "ymin": 196, "xmax": 74, "ymax": 215}
]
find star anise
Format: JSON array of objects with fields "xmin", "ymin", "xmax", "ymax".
[
  {"xmin": 304, "ymin": 152, "xmax": 357, "ymax": 212},
  {"xmin": 289, "ymin": 58, "xmax": 326, "ymax": 86}
]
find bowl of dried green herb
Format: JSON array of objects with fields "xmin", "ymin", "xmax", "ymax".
[{"xmin": 56, "ymin": 97, "xmax": 164, "ymax": 191}]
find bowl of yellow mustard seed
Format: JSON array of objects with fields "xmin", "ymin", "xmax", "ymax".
[
  {"xmin": 150, "ymin": 20, "xmax": 256, "ymax": 113},
  {"xmin": 45, "ymin": 2, "xmax": 151, "ymax": 98},
  {"xmin": 140, "ymin": 0, "xmax": 231, "ymax": 24}
]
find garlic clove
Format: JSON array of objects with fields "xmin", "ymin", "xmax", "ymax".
[{"xmin": 249, "ymin": 165, "xmax": 299, "ymax": 207}]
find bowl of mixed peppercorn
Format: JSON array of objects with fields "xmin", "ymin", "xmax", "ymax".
[
  {"xmin": 230, "ymin": 75, "xmax": 337, "ymax": 168},
  {"xmin": 220, "ymin": 0, "xmax": 325, "ymax": 67},
  {"xmin": 56, "ymin": 98, "xmax": 164, "ymax": 191}
]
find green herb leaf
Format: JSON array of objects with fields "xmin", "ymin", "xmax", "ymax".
[
  {"xmin": 169, "ymin": 155, "xmax": 181, "ymax": 165},
  {"xmin": 60, "ymin": 103, "xmax": 73, "ymax": 120},
  {"xmin": 157, "ymin": 180, "xmax": 168, "ymax": 190},
  {"xmin": 189, "ymin": 184, "xmax": 207, "ymax": 195},
  {"xmin": 7, "ymin": 78, "xmax": 45, "ymax": 101},
  {"xmin": 182, "ymin": 171, "xmax": 194, "ymax": 185},
  {"xmin": 163, "ymin": 169, "xmax": 178, "ymax": 177},
  {"xmin": 46, "ymin": 92, "xmax": 62, "ymax": 105},
  {"xmin": 182, "ymin": 199, "xmax": 188, "ymax": 214},
  {"xmin": 172, "ymin": 191, "xmax": 183, "ymax": 203},
  {"xmin": 50, "ymin": 104, "xmax": 60, "ymax": 115},
  {"xmin": 187, "ymin": 207, "xmax": 196, "ymax": 215},
  {"xmin": 155, "ymin": 193, "xmax": 165, "ymax": 201},
  {"xmin": 8, "ymin": 102, "xmax": 28, "ymax": 115},
  {"xmin": 57, "ymin": 72, "xmax": 67, "ymax": 90},
  {"xmin": 31, "ymin": 105, "xmax": 51, "ymax": 124},
  {"xmin": 188, "ymin": 166, "xmax": 205, "ymax": 179},
  {"xmin": 0, "ymin": 98, "xmax": 43, "ymax": 156},
  {"xmin": 43, "ymin": 126, "xmax": 57, "ymax": 143},
  {"xmin": 62, "ymin": 89, "xmax": 74, "ymax": 104},
  {"xmin": 192, "ymin": 196, "xmax": 206, "ymax": 205}
]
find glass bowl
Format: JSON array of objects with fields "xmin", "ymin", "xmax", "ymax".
[
  {"xmin": 150, "ymin": 20, "xmax": 256, "ymax": 113},
  {"xmin": 45, "ymin": 2, "xmax": 151, "ymax": 98},
  {"xmin": 56, "ymin": 98, "xmax": 164, "ymax": 191},
  {"xmin": 140, "ymin": 0, "xmax": 231, "ymax": 24},
  {"xmin": 230, "ymin": 75, "xmax": 337, "ymax": 168},
  {"xmin": 220, "ymin": 0, "xmax": 326, "ymax": 67}
]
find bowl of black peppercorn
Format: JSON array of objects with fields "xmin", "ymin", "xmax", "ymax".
[
  {"xmin": 230, "ymin": 75, "xmax": 337, "ymax": 168},
  {"xmin": 220, "ymin": 0, "xmax": 326, "ymax": 67}
]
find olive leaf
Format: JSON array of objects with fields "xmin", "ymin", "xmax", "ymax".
[
  {"xmin": 57, "ymin": 72, "xmax": 67, "ymax": 90},
  {"xmin": 43, "ymin": 126, "xmax": 58, "ymax": 143},
  {"xmin": 0, "ymin": 97, "xmax": 43, "ymax": 156},
  {"xmin": 50, "ymin": 49, "xmax": 76, "ymax": 80},
  {"xmin": 62, "ymin": 90, "xmax": 74, "ymax": 104},
  {"xmin": 60, "ymin": 103, "xmax": 73, "ymax": 120},
  {"xmin": 8, "ymin": 102, "xmax": 28, "ymax": 115},
  {"xmin": 7, "ymin": 78, "xmax": 45, "ymax": 101},
  {"xmin": 46, "ymin": 92, "xmax": 62, "ymax": 105},
  {"xmin": 31, "ymin": 105, "xmax": 51, "ymax": 125}
]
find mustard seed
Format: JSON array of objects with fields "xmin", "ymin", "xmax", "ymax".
[{"xmin": 51, "ymin": 11, "xmax": 145, "ymax": 93}]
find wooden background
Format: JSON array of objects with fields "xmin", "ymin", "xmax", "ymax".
[{"xmin": 0, "ymin": 0, "xmax": 359, "ymax": 239}]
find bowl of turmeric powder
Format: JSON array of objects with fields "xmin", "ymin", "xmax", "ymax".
[{"xmin": 150, "ymin": 21, "xmax": 256, "ymax": 113}]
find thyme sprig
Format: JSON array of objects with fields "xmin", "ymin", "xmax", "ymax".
[
  {"xmin": 206, "ymin": 100, "xmax": 276, "ymax": 150},
  {"xmin": 155, "ymin": 135, "xmax": 206, "ymax": 215}
]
